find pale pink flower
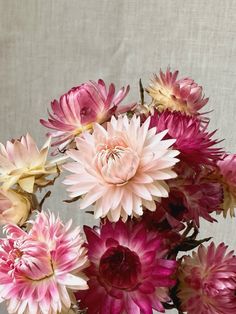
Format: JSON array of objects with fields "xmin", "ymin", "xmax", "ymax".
[
  {"xmin": 146, "ymin": 68, "xmax": 209, "ymax": 118},
  {"xmin": 0, "ymin": 133, "xmax": 64, "ymax": 193},
  {"xmin": 217, "ymin": 154, "xmax": 236, "ymax": 217},
  {"xmin": 63, "ymin": 115, "xmax": 179, "ymax": 222},
  {"xmin": 177, "ymin": 242, "xmax": 236, "ymax": 314},
  {"xmin": 40, "ymin": 80, "xmax": 130, "ymax": 153},
  {"xmin": 0, "ymin": 211, "xmax": 89, "ymax": 314},
  {"xmin": 0, "ymin": 188, "xmax": 31, "ymax": 226},
  {"xmin": 76, "ymin": 220, "xmax": 177, "ymax": 313}
]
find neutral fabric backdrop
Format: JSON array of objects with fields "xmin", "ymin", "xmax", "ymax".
[{"xmin": 0, "ymin": 1, "xmax": 236, "ymax": 313}]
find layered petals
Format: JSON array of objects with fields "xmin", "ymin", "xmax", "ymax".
[
  {"xmin": 178, "ymin": 242, "xmax": 236, "ymax": 314},
  {"xmin": 0, "ymin": 134, "xmax": 64, "ymax": 193},
  {"xmin": 0, "ymin": 188, "xmax": 31, "ymax": 226},
  {"xmin": 0, "ymin": 211, "xmax": 89, "ymax": 314},
  {"xmin": 40, "ymin": 80, "xmax": 130, "ymax": 153},
  {"xmin": 63, "ymin": 115, "xmax": 179, "ymax": 222},
  {"xmin": 146, "ymin": 68, "xmax": 208, "ymax": 118},
  {"xmin": 76, "ymin": 220, "xmax": 177, "ymax": 313},
  {"xmin": 149, "ymin": 110, "xmax": 223, "ymax": 169},
  {"xmin": 217, "ymin": 154, "xmax": 236, "ymax": 217}
]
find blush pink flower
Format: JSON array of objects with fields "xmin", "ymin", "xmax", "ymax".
[
  {"xmin": 0, "ymin": 211, "xmax": 89, "ymax": 314},
  {"xmin": 149, "ymin": 110, "xmax": 223, "ymax": 169},
  {"xmin": 177, "ymin": 242, "xmax": 236, "ymax": 314},
  {"xmin": 146, "ymin": 68, "xmax": 208, "ymax": 118},
  {"xmin": 40, "ymin": 80, "xmax": 130, "ymax": 153},
  {"xmin": 0, "ymin": 133, "xmax": 64, "ymax": 193},
  {"xmin": 217, "ymin": 154, "xmax": 236, "ymax": 217},
  {"xmin": 63, "ymin": 115, "xmax": 179, "ymax": 222},
  {"xmin": 76, "ymin": 220, "xmax": 177, "ymax": 314}
]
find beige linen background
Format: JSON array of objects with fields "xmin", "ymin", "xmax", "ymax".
[{"xmin": 0, "ymin": 0, "xmax": 236, "ymax": 313}]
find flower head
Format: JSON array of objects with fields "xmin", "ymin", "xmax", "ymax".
[
  {"xmin": 40, "ymin": 80, "xmax": 130, "ymax": 153},
  {"xmin": 142, "ymin": 178, "xmax": 222, "ymax": 228},
  {"xmin": 177, "ymin": 242, "xmax": 236, "ymax": 314},
  {"xmin": 76, "ymin": 220, "xmax": 177, "ymax": 313},
  {"xmin": 0, "ymin": 133, "xmax": 63, "ymax": 193},
  {"xmin": 149, "ymin": 110, "xmax": 223, "ymax": 169},
  {"xmin": 217, "ymin": 154, "xmax": 236, "ymax": 217},
  {"xmin": 63, "ymin": 115, "xmax": 179, "ymax": 222},
  {"xmin": 0, "ymin": 188, "xmax": 31, "ymax": 226},
  {"xmin": 146, "ymin": 68, "xmax": 208, "ymax": 118},
  {"xmin": 0, "ymin": 211, "xmax": 89, "ymax": 314}
]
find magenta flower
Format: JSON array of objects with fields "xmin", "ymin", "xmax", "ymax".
[
  {"xmin": 178, "ymin": 242, "xmax": 236, "ymax": 314},
  {"xmin": 149, "ymin": 110, "xmax": 223, "ymax": 169},
  {"xmin": 0, "ymin": 211, "xmax": 89, "ymax": 314},
  {"xmin": 40, "ymin": 80, "xmax": 130, "ymax": 153},
  {"xmin": 76, "ymin": 220, "xmax": 177, "ymax": 313},
  {"xmin": 147, "ymin": 68, "xmax": 209, "ymax": 118},
  {"xmin": 217, "ymin": 154, "xmax": 236, "ymax": 217}
]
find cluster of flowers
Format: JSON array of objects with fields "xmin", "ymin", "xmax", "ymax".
[{"xmin": 0, "ymin": 68, "xmax": 236, "ymax": 314}]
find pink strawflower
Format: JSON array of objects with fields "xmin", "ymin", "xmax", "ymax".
[
  {"xmin": 76, "ymin": 220, "xmax": 177, "ymax": 313},
  {"xmin": 177, "ymin": 242, "xmax": 236, "ymax": 314},
  {"xmin": 217, "ymin": 154, "xmax": 236, "ymax": 217},
  {"xmin": 141, "ymin": 208, "xmax": 183, "ymax": 251},
  {"xmin": 174, "ymin": 181, "xmax": 222, "ymax": 226},
  {"xmin": 0, "ymin": 211, "xmax": 89, "ymax": 314},
  {"xmin": 142, "ymin": 179, "xmax": 222, "ymax": 228},
  {"xmin": 146, "ymin": 68, "xmax": 208, "ymax": 118},
  {"xmin": 0, "ymin": 133, "xmax": 64, "ymax": 193},
  {"xmin": 40, "ymin": 80, "xmax": 130, "ymax": 153},
  {"xmin": 149, "ymin": 110, "xmax": 223, "ymax": 169},
  {"xmin": 63, "ymin": 115, "xmax": 179, "ymax": 222}
]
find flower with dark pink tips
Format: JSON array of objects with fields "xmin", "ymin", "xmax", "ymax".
[
  {"xmin": 76, "ymin": 220, "xmax": 177, "ymax": 314},
  {"xmin": 146, "ymin": 68, "xmax": 209, "ymax": 118},
  {"xmin": 149, "ymin": 110, "xmax": 223, "ymax": 169},
  {"xmin": 0, "ymin": 211, "xmax": 89, "ymax": 314},
  {"xmin": 40, "ymin": 80, "xmax": 130, "ymax": 153},
  {"xmin": 177, "ymin": 242, "xmax": 236, "ymax": 314}
]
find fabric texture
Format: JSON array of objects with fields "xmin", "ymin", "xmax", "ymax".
[{"xmin": 0, "ymin": 0, "xmax": 236, "ymax": 313}]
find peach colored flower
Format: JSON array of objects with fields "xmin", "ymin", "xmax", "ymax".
[
  {"xmin": 0, "ymin": 211, "xmax": 89, "ymax": 314},
  {"xmin": 0, "ymin": 188, "xmax": 31, "ymax": 226},
  {"xmin": 217, "ymin": 154, "xmax": 236, "ymax": 217},
  {"xmin": 63, "ymin": 115, "xmax": 179, "ymax": 222},
  {"xmin": 0, "ymin": 133, "xmax": 65, "ymax": 193}
]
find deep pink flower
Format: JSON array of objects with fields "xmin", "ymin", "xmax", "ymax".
[
  {"xmin": 63, "ymin": 115, "xmax": 179, "ymax": 222},
  {"xmin": 140, "ymin": 206, "xmax": 184, "ymax": 250},
  {"xmin": 178, "ymin": 242, "xmax": 236, "ymax": 314},
  {"xmin": 0, "ymin": 211, "xmax": 89, "ymax": 314},
  {"xmin": 40, "ymin": 80, "xmax": 130, "ymax": 153},
  {"xmin": 149, "ymin": 110, "xmax": 223, "ymax": 169},
  {"xmin": 76, "ymin": 220, "xmax": 177, "ymax": 314},
  {"xmin": 146, "ymin": 68, "xmax": 209, "ymax": 118},
  {"xmin": 217, "ymin": 154, "xmax": 236, "ymax": 217}
]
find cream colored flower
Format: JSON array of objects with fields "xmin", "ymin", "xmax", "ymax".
[
  {"xmin": 0, "ymin": 188, "xmax": 31, "ymax": 226},
  {"xmin": 0, "ymin": 133, "xmax": 65, "ymax": 193}
]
